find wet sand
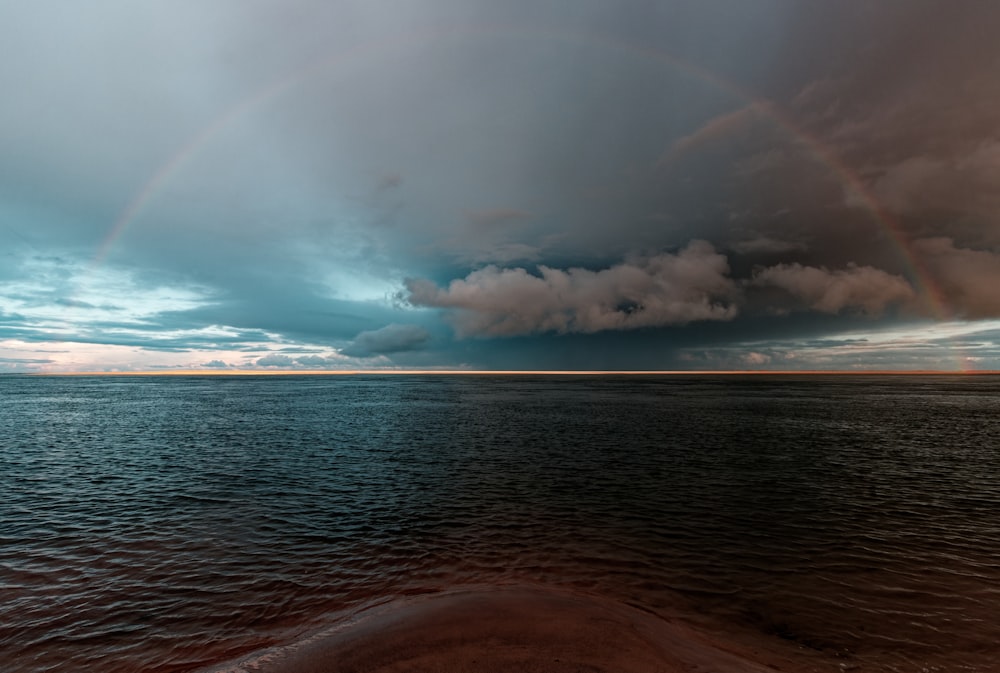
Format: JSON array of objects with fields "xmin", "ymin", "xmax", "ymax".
[{"xmin": 216, "ymin": 586, "xmax": 822, "ymax": 673}]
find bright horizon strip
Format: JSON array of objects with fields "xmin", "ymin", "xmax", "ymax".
[
  {"xmin": 37, "ymin": 369, "xmax": 1000, "ymax": 377},
  {"xmin": 92, "ymin": 22, "xmax": 964, "ymax": 370}
]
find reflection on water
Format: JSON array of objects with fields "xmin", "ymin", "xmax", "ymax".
[{"xmin": 2, "ymin": 375, "xmax": 1000, "ymax": 672}]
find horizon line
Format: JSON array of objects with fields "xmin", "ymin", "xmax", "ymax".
[{"xmin": 26, "ymin": 369, "xmax": 1000, "ymax": 377}]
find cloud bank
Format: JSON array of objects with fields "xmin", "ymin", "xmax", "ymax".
[
  {"xmin": 753, "ymin": 263, "xmax": 915, "ymax": 316},
  {"xmin": 4, "ymin": 1, "xmax": 1000, "ymax": 371},
  {"xmin": 342, "ymin": 323, "xmax": 431, "ymax": 356},
  {"xmin": 406, "ymin": 241, "xmax": 738, "ymax": 337},
  {"xmin": 916, "ymin": 238, "xmax": 1000, "ymax": 319}
]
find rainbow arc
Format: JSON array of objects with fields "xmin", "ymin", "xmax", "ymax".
[{"xmin": 94, "ymin": 23, "xmax": 964, "ymax": 370}]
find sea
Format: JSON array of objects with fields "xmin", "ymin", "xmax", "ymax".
[{"xmin": 2, "ymin": 374, "xmax": 999, "ymax": 672}]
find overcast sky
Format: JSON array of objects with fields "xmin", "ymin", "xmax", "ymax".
[{"xmin": 3, "ymin": 0, "xmax": 999, "ymax": 372}]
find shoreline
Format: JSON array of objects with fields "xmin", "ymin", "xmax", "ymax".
[
  {"xmin": 203, "ymin": 585, "xmax": 834, "ymax": 673},
  {"xmin": 23, "ymin": 369, "xmax": 1000, "ymax": 376}
]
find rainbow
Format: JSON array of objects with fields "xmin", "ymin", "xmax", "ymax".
[{"xmin": 94, "ymin": 23, "xmax": 965, "ymax": 369}]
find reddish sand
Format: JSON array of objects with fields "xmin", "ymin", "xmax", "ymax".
[{"xmin": 218, "ymin": 587, "xmax": 827, "ymax": 673}]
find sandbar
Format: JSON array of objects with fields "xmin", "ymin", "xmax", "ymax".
[{"xmin": 215, "ymin": 585, "xmax": 821, "ymax": 673}]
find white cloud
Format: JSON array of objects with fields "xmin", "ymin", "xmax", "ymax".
[
  {"xmin": 0, "ymin": 256, "xmax": 213, "ymax": 330},
  {"xmin": 295, "ymin": 354, "xmax": 333, "ymax": 366},
  {"xmin": 741, "ymin": 351, "xmax": 772, "ymax": 366},
  {"xmin": 406, "ymin": 241, "xmax": 739, "ymax": 337},
  {"xmin": 256, "ymin": 353, "xmax": 296, "ymax": 367}
]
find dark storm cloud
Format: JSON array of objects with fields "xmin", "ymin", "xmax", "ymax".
[
  {"xmin": 915, "ymin": 239, "xmax": 1000, "ymax": 319},
  {"xmin": 2, "ymin": 0, "xmax": 998, "ymax": 370},
  {"xmin": 730, "ymin": 236, "xmax": 805, "ymax": 256},
  {"xmin": 772, "ymin": 4, "xmax": 1000, "ymax": 232},
  {"xmin": 463, "ymin": 209, "xmax": 532, "ymax": 228},
  {"xmin": 660, "ymin": 105, "xmax": 761, "ymax": 166},
  {"xmin": 752, "ymin": 263, "xmax": 915, "ymax": 317},
  {"xmin": 342, "ymin": 323, "xmax": 431, "ymax": 356}
]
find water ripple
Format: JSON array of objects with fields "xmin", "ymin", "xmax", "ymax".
[{"xmin": 2, "ymin": 374, "xmax": 1000, "ymax": 672}]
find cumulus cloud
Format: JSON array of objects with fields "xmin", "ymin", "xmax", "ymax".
[
  {"xmin": 915, "ymin": 238, "xmax": 1000, "ymax": 318},
  {"xmin": 753, "ymin": 263, "xmax": 914, "ymax": 316},
  {"xmin": 256, "ymin": 353, "xmax": 296, "ymax": 367},
  {"xmin": 741, "ymin": 351, "xmax": 772, "ymax": 366},
  {"xmin": 405, "ymin": 241, "xmax": 739, "ymax": 337},
  {"xmin": 249, "ymin": 353, "xmax": 350, "ymax": 368},
  {"xmin": 202, "ymin": 359, "xmax": 229, "ymax": 368},
  {"xmin": 295, "ymin": 354, "xmax": 333, "ymax": 366},
  {"xmin": 341, "ymin": 323, "xmax": 430, "ymax": 357}
]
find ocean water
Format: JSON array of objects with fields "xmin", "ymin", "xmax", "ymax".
[{"xmin": 2, "ymin": 374, "xmax": 1000, "ymax": 672}]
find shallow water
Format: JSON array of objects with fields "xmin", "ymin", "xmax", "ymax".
[{"xmin": 3, "ymin": 374, "xmax": 1000, "ymax": 672}]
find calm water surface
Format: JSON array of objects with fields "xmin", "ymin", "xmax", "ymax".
[{"xmin": 2, "ymin": 375, "xmax": 1000, "ymax": 672}]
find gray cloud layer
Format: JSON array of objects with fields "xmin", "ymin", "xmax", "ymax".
[
  {"xmin": 2, "ymin": 1, "xmax": 999, "ymax": 370},
  {"xmin": 342, "ymin": 323, "xmax": 431, "ymax": 356},
  {"xmin": 406, "ymin": 241, "xmax": 738, "ymax": 336},
  {"xmin": 916, "ymin": 238, "xmax": 1000, "ymax": 319},
  {"xmin": 753, "ymin": 263, "xmax": 914, "ymax": 316}
]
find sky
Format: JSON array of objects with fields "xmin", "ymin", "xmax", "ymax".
[{"xmin": 2, "ymin": 0, "xmax": 1000, "ymax": 372}]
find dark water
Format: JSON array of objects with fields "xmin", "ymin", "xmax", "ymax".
[{"xmin": 3, "ymin": 374, "xmax": 1000, "ymax": 672}]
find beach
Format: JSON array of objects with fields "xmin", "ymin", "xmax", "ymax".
[{"xmin": 209, "ymin": 586, "xmax": 819, "ymax": 673}]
